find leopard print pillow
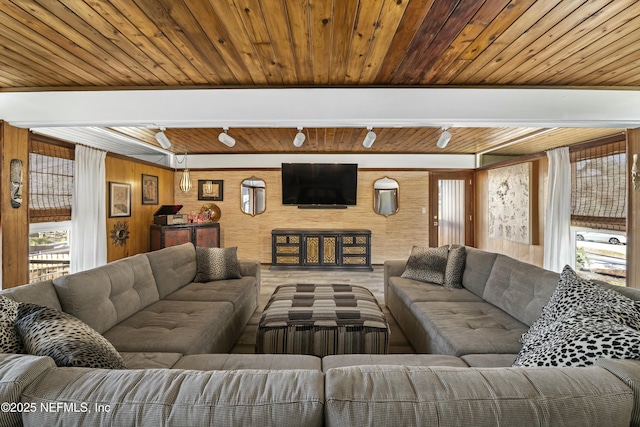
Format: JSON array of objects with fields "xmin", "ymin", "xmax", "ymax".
[
  {"xmin": 520, "ymin": 265, "xmax": 640, "ymax": 347},
  {"xmin": 15, "ymin": 303, "xmax": 126, "ymax": 369},
  {"xmin": 0, "ymin": 296, "xmax": 24, "ymax": 353},
  {"xmin": 443, "ymin": 246, "xmax": 466, "ymax": 289},
  {"xmin": 401, "ymin": 245, "xmax": 449, "ymax": 285},
  {"xmin": 195, "ymin": 246, "xmax": 242, "ymax": 282},
  {"xmin": 514, "ymin": 313, "xmax": 640, "ymax": 367}
]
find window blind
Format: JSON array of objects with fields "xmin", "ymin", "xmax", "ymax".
[
  {"xmin": 29, "ymin": 139, "xmax": 75, "ymax": 223},
  {"xmin": 570, "ymin": 139, "xmax": 626, "ymax": 231}
]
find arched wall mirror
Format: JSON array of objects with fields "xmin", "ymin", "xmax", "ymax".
[
  {"xmin": 373, "ymin": 177, "xmax": 399, "ymax": 216},
  {"xmin": 241, "ymin": 177, "xmax": 266, "ymax": 216}
]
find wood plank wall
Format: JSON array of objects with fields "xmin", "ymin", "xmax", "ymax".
[
  {"xmin": 627, "ymin": 129, "xmax": 640, "ymax": 289},
  {"xmin": 173, "ymin": 170, "xmax": 430, "ymax": 264},
  {"xmin": 0, "ymin": 122, "xmax": 29, "ymax": 288},
  {"xmin": 105, "ymin": 155, "xmax": 174, "ymax": 262},
  {"xmin": 474, "ymin": 157, "xmax": 547, "ymax": 266}
]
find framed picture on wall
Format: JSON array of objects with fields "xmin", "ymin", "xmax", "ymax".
[
  {"xmin": 109, "ymin": 182, "xmax": 131, "ymax": 217},
  {"xmin": 198, "ymin": 180, "xmax": 223, "ymax": 201},
  {"xmin": 141, "ymin": 174, "xmax": 159, "ymax": 205}
]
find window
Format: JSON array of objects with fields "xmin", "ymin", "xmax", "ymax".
[
  {"xmin": 570, "ymin": 137, "xmax": 627, "ymax": 285},
  {"xmin": 28, "ymin": 137, "xmax": 74, "ymax": 283},
  {"xmin": 570, "ymin": 139, "xmax": 626, "ymax": 230}
]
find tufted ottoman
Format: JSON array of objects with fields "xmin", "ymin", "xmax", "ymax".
[{"xmin": 256, "ymin": 284, "xmax": 389, "ymax": 357}]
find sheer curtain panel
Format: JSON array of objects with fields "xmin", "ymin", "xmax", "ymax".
[
  {"xmin": 544, "ymin": 147, "xmax": 572, "ymax": 272},
  {"xmin": 70, "ymin": 145, "xmax": 106, "ymax": 273}
]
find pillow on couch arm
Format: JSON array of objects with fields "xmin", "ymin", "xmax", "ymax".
[
  {"xmin": 443, "ymin": 246, "xmax": 466, "ymax": 289},
  {"xmin": 14, "ymin": 303, "xmax": 126, "ymax": 369},
  {"xmin": 0, "ymin": 296, "xmax": 25, "ymax": 353},
  {"xmin": 401, "ymin": 245, "xmax": 449, "ymax": 285},
  {"xmin": 195, "ymin": 246, "xmax": 242, "ymax": 282}
]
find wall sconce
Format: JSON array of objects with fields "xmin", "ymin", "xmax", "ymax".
[
  {"xmin": 362, "ymin": 127, "xmax": 377, "ymax": 148},
  {"xmin": 218, "ymin": 127, "xmax": 236, "ymax": 147},
  {"xmin": 633, "ymin": 154, "xmax": 639, "ymax": 190},
  {"xmin": 436, "ymin": 127, "xmax": 452, "ymax": 149},
  {"xmin": 293, "ymin": 127, "xmax": 306, "ymax": 147},
  {"xmin": 179, "ymin": 153, "xmax": 192, "ymax": 193}
]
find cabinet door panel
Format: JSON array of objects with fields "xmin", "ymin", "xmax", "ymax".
[
  {"xmin": 195, "ymin": 226, "xmax": 220, "ymax": 248},
  {"xmin": 163, "ymin": 228, "xmax": 191, "ymax": 247}
]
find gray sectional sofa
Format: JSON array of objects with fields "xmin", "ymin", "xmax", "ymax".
[{"xmin": 0, "ymin": 244, "xmax": 640, "ymax": 426}]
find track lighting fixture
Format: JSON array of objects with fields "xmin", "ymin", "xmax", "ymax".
[
  {"xmin": 436, "ymin": 127, "xmax": 452, "ymax": 149},
  {"xmin": 218, "ymin": 127, "xmax": 236, "ymax": 147},
  {"xmin": 154, "ymin": 128, "xmax": 172, "ymax": 149},
  {"xmin": 362, "ymin": 127, "xmax": 377, "ymax": 148},
  {"xmin": 293, "ymin": 127, "xmax": 306, "ymax": 147}
]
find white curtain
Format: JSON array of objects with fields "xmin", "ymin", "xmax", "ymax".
[
  {"xmin": 544, "ymin": 146, "xmax": 572, "ymax": 272},
  {"xmin": 70, "ymin": 145, "xmax": 107, "ymax": 273}
]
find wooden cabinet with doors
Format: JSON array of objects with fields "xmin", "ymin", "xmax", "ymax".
[
  {"xmin": 271, "ymin": 229, "xmax": 372, "ymax": 270},
  {"xmin": 150, "ymin": 223, "xmax": 220, "ymax": 251}
]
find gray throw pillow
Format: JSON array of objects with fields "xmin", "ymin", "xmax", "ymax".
[
  {"xmin": 401, "ymin": 245, "xmax": 449, "ymax": 285},
  {"xmin": 443, "ymin": 246, "xmax": 466, "ymax": 289},
  {"xmin": 0, "ymin": 296, "xmax": 24, "ymax": 353},
  {"xmin": 195, "ymin": 246, "xmax": 242, "ymax": 282},
  {"xmin": 15, "ymin": 303, "xmax": 126, "ymax": 369}
]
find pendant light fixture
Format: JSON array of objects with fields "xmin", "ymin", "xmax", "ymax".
[{"xmin": 179, "ymin": 152, "xmax": 192, "ymax": 193}]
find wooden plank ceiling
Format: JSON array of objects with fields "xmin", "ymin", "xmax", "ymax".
[{"xmin": 1, "ymin": 0, "xmax": 637, "ymax": 155}]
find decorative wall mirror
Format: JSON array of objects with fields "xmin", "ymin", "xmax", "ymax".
[
  {"xmin": 373, "ymin": 177, "xmax": 399, "ymax": 216},
  {"xmin": 241, "ymin": 177, "xmax": 266, "ymax": 216}
]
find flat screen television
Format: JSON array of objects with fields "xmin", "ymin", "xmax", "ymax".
[{"xmin": 281, "ymin": 163, "xmax": 358, "ymax": 207}]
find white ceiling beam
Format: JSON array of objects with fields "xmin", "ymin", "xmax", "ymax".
[{"xmin": 2, "ymin": 88, "xmax": 640, "ymax": 129}]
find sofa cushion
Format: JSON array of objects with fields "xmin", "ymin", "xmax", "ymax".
[
  {"xmin": 15, "ymin": 303, "xmax": 126, "ymax": 369},
  {"xmin": 0, "ymin": 296, "xmax": 24, "ymax": 353},
  {"xmin": 409, "ymin": 301, "xmax": 528, "ymax": 356},
  {"xmin": 443, "ymin": 246, "xmax": 466, "ymax": 289},
  {"xmin": 164, "ymin": 277, "xmax": 257, "ymax": 310},
  {"xmin": 102, "ymin": 300, "xmax": 235, "ymax": 354},
  {"xmin": 119, "ymin": 352, "xmax": 184, "ymax": 369},
  {"xmin": 0, "ymin": 280, "xmax": 62, "ymax": 311},
  {"xmin": 173, "ymin": 354, "xmax": 322, "ymax": 371},
  {"xmin": 461, "ymin": 353, "xmax": 518, "ymax": 367},
  {"xmin": 145, "ymin": 243, "xmax": 198, "ymax": 299},
  {"xmin": 22, "ymin": 367, "xmax": 325, "ymax": 427},
  {"xmin": 461, "ymin": 247, "xmax": 498, "ymax": 298},
  {"xmin": 324, "ymin": 365, "xmax": 633, "ymax": 427},
  {"xmin": 481, "ymin": 254, "xmax": 560, "ymax": 326},
  {"xmin": 195, "ymin": 246, "xmax": 242, "ymax": 282},
  {"xmin": 0, "ymin": 354, "xmax": 56, "ymax": 427},
  {"xmin": 53, "ymin": 253, "xmax": 159, "ymax": 334},
  {"xmin": 401, "ymin": 245, "xmax": 448, "ymax": 284},
  {"xmin": 513, "ymin": 313, "xmax": 640, "ymax": 367},
  {"xmin": 322, "ymin": 354, "xmax": 468, "ymax": 371},
  {"xmin": 388, "ymin": 277, "xmax": 483, "ymax": 305}
]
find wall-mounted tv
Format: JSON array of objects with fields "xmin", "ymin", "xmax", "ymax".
[{"xmin": 282, "ymin": 163, "xmax": 358, "ymax": 207}]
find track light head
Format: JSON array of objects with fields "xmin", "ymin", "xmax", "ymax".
[
  {"xmin": 293, "ymin": 127, "xmax": 306, "ymax": 147},
  {"xmin": 154, "ymin": 128, "xmax": 172, "ymax": 149},
  {"xmin": 218, "ymin": 127, "xmax": 236, "ymax": 147},
  {"xmin": 436, "ymin": 127, "xmax": 452, "ymax": 149},
  {"xmin": 362, "ymin": 127, "xmax": 377, "ymax": 148}
]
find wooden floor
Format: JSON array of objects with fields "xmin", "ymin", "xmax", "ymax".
[{"xmin": 230, "ymin": 266, "xmax": 415, "ymax": 354}]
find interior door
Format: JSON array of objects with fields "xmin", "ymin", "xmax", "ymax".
[{"xmin": 429, "ymin": 172, "xmax": 474, "ymax": 247}]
